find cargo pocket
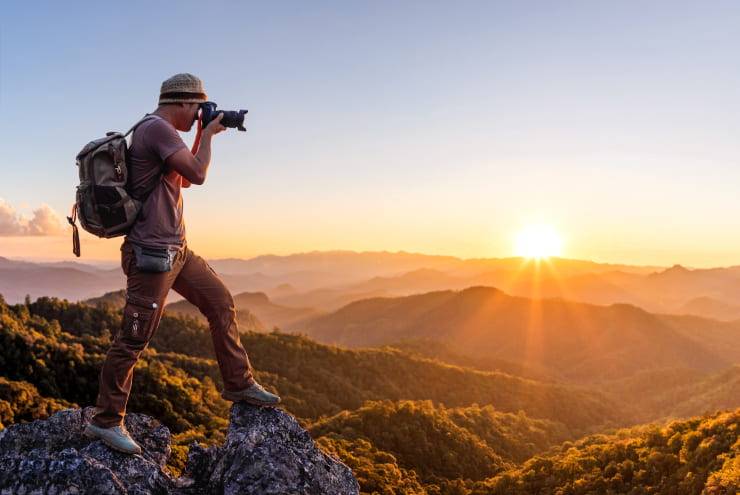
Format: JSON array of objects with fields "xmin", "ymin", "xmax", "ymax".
[{"xmin": 121, "ymin": 292, "xmax": 159, "ymax": 343}]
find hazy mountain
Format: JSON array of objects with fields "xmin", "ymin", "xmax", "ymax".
[
  {"xmin": 269, "ymin": 263, "xmax": 649, "ymax": 313},
  {"xmin": 380, "ymin": 338, "xmax": 561, "ymax": 382},
  {"xmin": 390, "ymin": 339, "xmax": 740, "ymax": 420},
  {"xmin": 270, "ymin": 287, "xmax": 393, "ymax": 312},
  {"xmin": 12, "ymin": 249, "xmax": 740, "ymax": 322},
  {"xmin": 0, "ymin": 257, "xmax": 124, "ymax": 304},
  {"xmin": 83, "ymin": 289, "xmax": 127, "ymax": 309},
  {"xmin": 208, "ymin": 251, "xmax": 465, "ymax": 277},
  {"xmin": 269, "ymin": 282, "xmax": 298, "ymax": 298},
  {"xmin": 39, "ymin": 261, "xmax": 117, "ymax": 273},
  {"xmin": 288, "ymin": 286, "xmax": 736, "ymax": 382},
  {"xmin": 678, "ymin": 296, "xmax": 740, "ymax": 321},
  {"xmin": 442, "ymin": 256, "xmax": 661, "ymax": 278},
  {"xmin": 230, "ymin": 292, "xmax": 322, "ymax": 328},
  {"xmin": 658, "ymin": 313, "xmax": 740, "ymax": 364},
  {"xmin": 618, "ymin": 264, "xmax": 740, "ymax": 313},
  {"xmin": 324, "ymin": 261, "xmax": 740, "ymax": 319},
  {"xmin": 207, "ymin": 253, "xmax": 662, "ymax": 295},
  {"xmin": 482, "ymin": 268, "xmax": 649, "ymax": 306},
  {"xmin": 664, "ymin": 366, "xmax": 740, "ymax": 418},
  {"xmin": 604, "ymin": 366, "xmax": 740, "ymax": 422},
  {"xmin": 269, "ymin": 261, "xmax": 654, "ymax": 313},
  {"xmin": 349, "ymin": 268, "xmax": 469, "ymax": 293},
  {"xmin": 273, "ymin": 258, "xmax": 740, "ymax": 319},
  {"xmin": 213, "ymin": 271, "xmax": 289, "ymax": 295}
]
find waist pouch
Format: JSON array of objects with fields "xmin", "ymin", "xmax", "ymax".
[{"xmin": 132, "ymin": 244, "xmax": 177, "ymax": 272}]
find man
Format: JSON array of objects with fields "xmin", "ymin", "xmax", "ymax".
[{"xmin": 84, "ymin": 73, "xmax": 280, "ymax": 455}]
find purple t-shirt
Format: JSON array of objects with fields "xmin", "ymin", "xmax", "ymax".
[{"xmin": 125, "ymin": 115, "xmax": 189, "ymax": 250}]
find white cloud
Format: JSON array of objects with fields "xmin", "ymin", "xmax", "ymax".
[
  {"xmin": 0, "ymin": 199, "xmax": 66, "ymax": 236},
  {"xmin": 0, "ymin": 199, "xmax": 25, "ymax": 235}
]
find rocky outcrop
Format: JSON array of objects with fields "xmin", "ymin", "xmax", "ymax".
[
  {"xmin": 0, "ymin": 404, "xmax": 359, "ymax": 495},
  {"xmin": 0, "ymin": 407, "xmax": 171, "ymax": 494},
  {"xmin": 180, "ymin": 402, "xmax": 358, "ymax": 494}
]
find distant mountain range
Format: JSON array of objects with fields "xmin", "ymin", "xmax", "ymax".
[
  {"xmin": 7, "ymin": 251, "xmax": 740, "ymax": 322},
  {"xmin": 286, "ymin": 285, "xmax": 740, "ymax": 383},
  {"xmin": 0, "ymin": 256, "xmax": 124, "ymax": 304}
]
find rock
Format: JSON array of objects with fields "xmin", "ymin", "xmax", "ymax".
[
  {"xmin": 180, "ymin": 402, "xmax": 360, "ymax": 494},
  {"xmin": 0, "ymin": 404, "xmax": 359, "ymax": 495},
  {"xmin": 0, "ymin": 407, "xmax": 172, "ymax": 494}
]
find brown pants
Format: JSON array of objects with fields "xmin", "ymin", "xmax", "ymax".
[{"xmin": 91, "ymin": 239, "xmax": 255, "ymax": 428}]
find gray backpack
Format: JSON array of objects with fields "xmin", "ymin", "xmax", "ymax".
[{"xmin": 68, "ymin": 114, "xmax": 161, "ymax": 257}]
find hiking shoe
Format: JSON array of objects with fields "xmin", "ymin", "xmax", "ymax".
[
  {"xmin": 84, "ymin": 422, "xmax": 142, "ymax": 455},
  {"xmin": 221, "ymin": 381, "xmax": 281, "ymax": 406}
]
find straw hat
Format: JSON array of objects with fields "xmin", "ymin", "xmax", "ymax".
[{"xmin": 158, "ymin": 73, "xmax": 208, "ymax": 104}]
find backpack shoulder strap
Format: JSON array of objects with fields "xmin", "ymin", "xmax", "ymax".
[
  {"xmin": 126, "ymin": 113, "xmax": 170, "ymax": 203},
  {"xmin": 124, "ymin": 113, "xmax": 161, "ymax": 137}
]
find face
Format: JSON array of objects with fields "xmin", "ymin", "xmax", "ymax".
[{"xmin": 176, "ymin": 103, "xmax": 200, "ymax": 132}]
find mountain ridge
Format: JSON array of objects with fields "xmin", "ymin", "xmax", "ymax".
[{"xmin": 289, "ymin": 285, "xmax": 736, "ymax": 382}]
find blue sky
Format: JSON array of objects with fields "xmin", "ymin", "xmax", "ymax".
[{"xmin": 2, "ymin": 1, "xmax": 740, "ymax": 265}]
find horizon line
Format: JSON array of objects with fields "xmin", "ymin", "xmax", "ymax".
[{"xmin": 0, "ymin": 249, "xmax": 711, "ymax": 271}]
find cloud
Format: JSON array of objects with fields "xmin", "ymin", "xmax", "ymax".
[{"xmin": 0, "ymin": 199, "xmax": 66, "ymax": 236}]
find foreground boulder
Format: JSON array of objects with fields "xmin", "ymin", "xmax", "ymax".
[
  {"xmin": 180, "ymin": 402, "xmax": 359, "ymax": 494},
  {"xmin": 0, "ymin": 404, "xmax": 358, "ymax": 494},
  {"xmin": 0, "ymin": 407, "xmax": 171, "ymax": 494}
]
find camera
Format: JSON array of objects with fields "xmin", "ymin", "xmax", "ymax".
[{"xmin": 200, "ymin": 101, "xmax": 248, "ymax": 131}]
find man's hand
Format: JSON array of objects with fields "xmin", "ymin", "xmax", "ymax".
[{"xmin": 204, "ymin": 112, "xmax": 226, "ymax": 136}]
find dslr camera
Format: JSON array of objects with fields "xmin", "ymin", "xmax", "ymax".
[{"xmin": 200, "ymin": 101, "xmax": 248, "ymax": 131}]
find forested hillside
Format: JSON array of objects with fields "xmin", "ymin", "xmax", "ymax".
[
  {"xmin": 468, "ymin": 408, "xmax": 740, "ymax": 494},
  {"xmin": 1, "ymin": 293, "xmax": 738, "ymax": 493}
]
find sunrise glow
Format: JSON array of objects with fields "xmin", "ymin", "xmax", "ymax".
[{"xmin": 514, "ymin": 225, "xmax": 563, "ymax": 259}]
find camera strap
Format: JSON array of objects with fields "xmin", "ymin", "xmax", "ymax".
[{"xmin": 191, "ymin": 113, "xmax": 203, "ymax": 154}]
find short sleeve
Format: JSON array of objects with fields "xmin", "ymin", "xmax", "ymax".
[{"xmin": 143, "ymin": 118, "xmax": 188, "ymax": 163}]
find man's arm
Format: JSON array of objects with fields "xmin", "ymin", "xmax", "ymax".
[{"xmin": 166, "ymin": 113, "xmax": 226, "ymax": 185}]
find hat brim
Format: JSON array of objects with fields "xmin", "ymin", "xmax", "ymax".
[{"xmin": 159, "ymin": 97, "xmax": 207, "ymax": 104}]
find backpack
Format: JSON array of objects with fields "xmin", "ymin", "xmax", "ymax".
[{"xmin": 67, "ymin": 114, "xmax": 161, "ymax": 257}]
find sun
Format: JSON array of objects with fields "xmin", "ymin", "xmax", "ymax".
[{"xmin": 514, "ymin": 224, "xmax": 563, "ymax": 259}]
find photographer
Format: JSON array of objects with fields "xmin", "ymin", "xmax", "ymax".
[{"xmin": 84, "ymin": 73, "xmax": 280, "ymax": 455}]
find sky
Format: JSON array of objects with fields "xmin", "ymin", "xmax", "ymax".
[{"xmin": 2, "ymin": 1, "xmax": 740, "ymax": 267}]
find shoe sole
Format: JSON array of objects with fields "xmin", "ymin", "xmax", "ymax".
[{"xmin": 83, "ymin": 426, "xmax": 142, "ymax": 455}]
